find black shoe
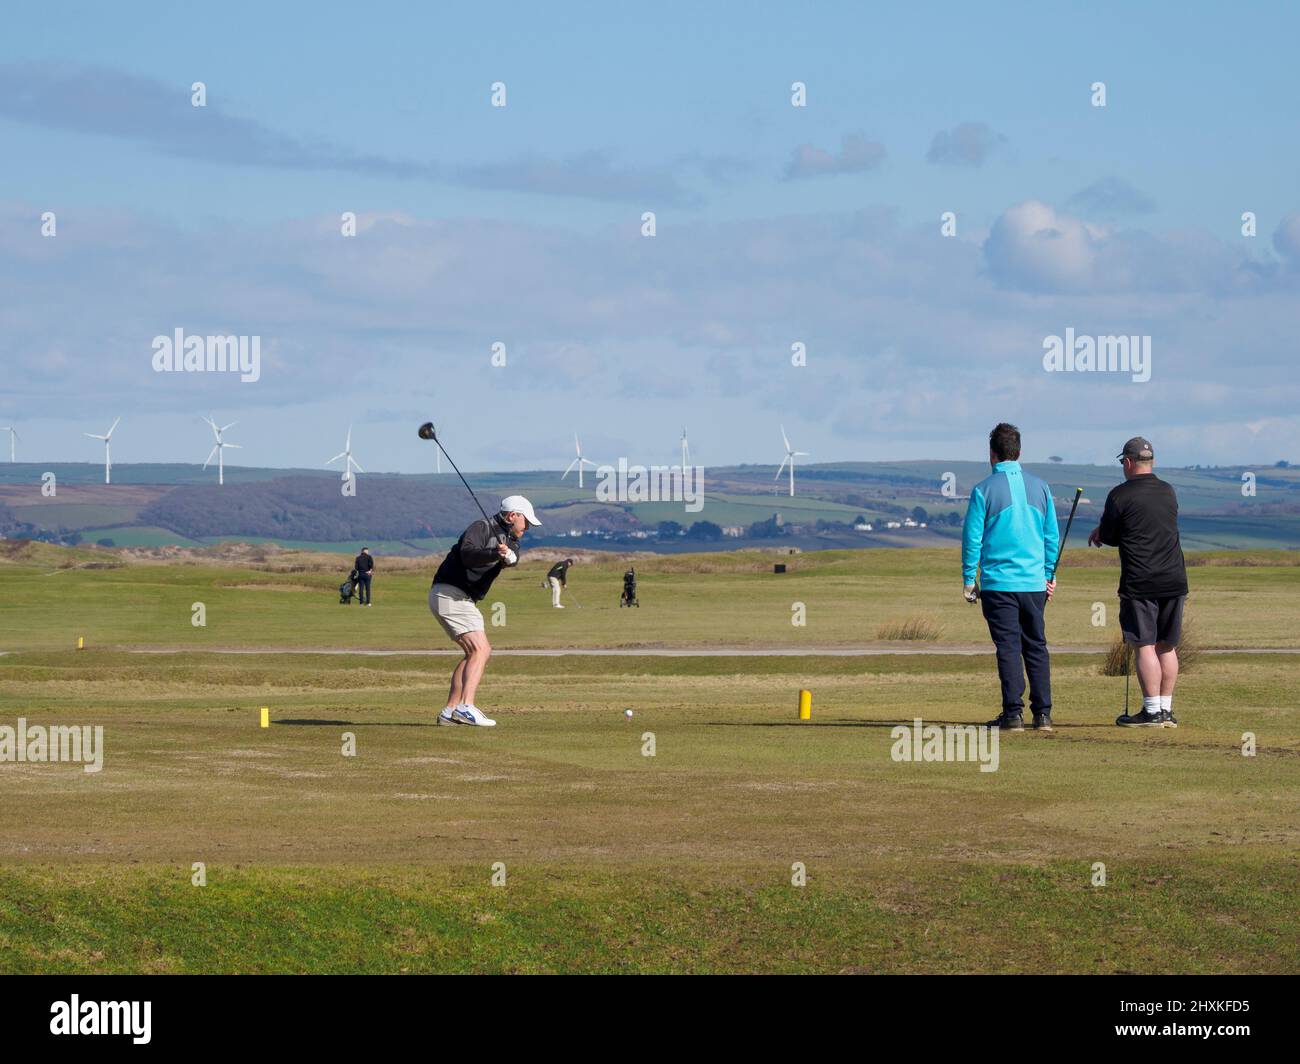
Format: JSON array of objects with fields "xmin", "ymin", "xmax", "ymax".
[
  {"xmin": 1116, "ymin": 708, "xmax": 1165, "ymax": 727},
  {"xmin": 985, "ymin": 712, "xmax": 1024, "ymax": 731},
  {"xmin": 1160, "ymin": 709, "xmax": 1178, "ymax": 728},
  {"xmin": 1032, "ymin": 712, "xmax": 1054, "ymax": 732}
]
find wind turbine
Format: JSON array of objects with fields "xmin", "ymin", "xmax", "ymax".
[
  {"xmin": 774, "ymin": 425, "xmax": 808, "ymax": 497},
  {"xmin": 679, "ymin": 427, "xmax": 691, "ymax": 472},
  {"xmin": 562, "ymin": 433, "xmax": 599, "ymax": 489},
  {"xmin": 202, "ymin": 416, "xmax": 241, "ymax": 486},
  {"xmin": 0, "ymin": 425, "xmax": 16, "ymax": 462},
  {"xmin": 327, "ymin": 425, "xmax": 365, "ymax": 480},
  {"xmin": 83, "ymin": 417, "xmax": 120, "ymax": 484}
]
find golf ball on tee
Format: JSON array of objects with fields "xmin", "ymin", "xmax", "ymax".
[{"xmin": 624, "ymin": 709, "xmax": 633, "ymax": 719}]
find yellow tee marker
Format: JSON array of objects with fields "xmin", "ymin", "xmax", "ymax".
[
  {"xmin": 260, "ymin": 707, "xmax": 269, "ymax": 729},
  {"xmin": 77, "ymin": 636, "xmax": 84, "ymax": 650},
  {"xmin": 798, "ymin": 689, "xmax": 812, "ymax": 720}
]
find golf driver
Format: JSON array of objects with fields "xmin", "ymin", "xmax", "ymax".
[
  {"xmin": 1045, "ymin": 487, "xmax": 1084, "ymax": 608},
  {"xmin": 417, "ymin": 421, "xmax": 492, "ymax": 524}
]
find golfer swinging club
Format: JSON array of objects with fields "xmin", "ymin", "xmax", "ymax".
[{"xmin": 429, "ymin": 495, "xmax": 541, "ymax": 727}]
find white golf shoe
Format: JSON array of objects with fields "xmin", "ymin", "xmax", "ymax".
[{"xmin": 438, "ymin": 703, "xmax": 497, "ymax": 727}]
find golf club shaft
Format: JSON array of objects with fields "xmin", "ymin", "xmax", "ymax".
[
  {"xmin": 1054, "ymin": 488, "xmax": 1084, "ymax": 572},
  {"xmin": 430, "ymin": 437, "xmax": 492, "ymax": 524},
  {"xmin": 1044, "ymin": 487, "xmax": 1084, "ymax": 608}
]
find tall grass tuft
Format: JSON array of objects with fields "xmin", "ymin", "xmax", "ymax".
[{"xmin": 876, "ymin": 614, "xmax": 945, "ymax": 641}]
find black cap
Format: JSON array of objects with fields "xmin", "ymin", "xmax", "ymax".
[{"xmin": 1117, "ymin": 437, "xmax": 1154, "ymax": 461}]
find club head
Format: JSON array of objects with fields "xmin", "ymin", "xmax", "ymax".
[{"xmin": 418, "ymin": 422, "xmax": 436, "ymax": 440}]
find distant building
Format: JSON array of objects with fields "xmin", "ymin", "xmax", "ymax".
[
  {"xmin": 722, "ymin": 526, "xmax": 744, "ymax": 537},
  {"xmin": 854, "ymin": 521, "xmax": 873, "ymax": 532},
  {"xmin": 886, "ymin": 520, "xmax": 901, "ymax": 529}
]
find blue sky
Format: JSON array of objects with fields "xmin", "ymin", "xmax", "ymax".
[{"xmin": 2, "ymin": 1, "xmax": 1298, "ymax": 473}]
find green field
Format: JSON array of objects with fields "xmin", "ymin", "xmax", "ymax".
[{"xmin": 1, "ymin": 542, "xmax": 1297, "ymax": 973}]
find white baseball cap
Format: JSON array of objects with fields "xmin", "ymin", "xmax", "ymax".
[{"xmin": 500, "ymin": 495, "xmax": 541, "ymax": 527}]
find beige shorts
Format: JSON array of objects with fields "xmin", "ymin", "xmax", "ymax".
[{"xmin": 428, "ymin": 583, "xmax": 485, "ymax": 641}]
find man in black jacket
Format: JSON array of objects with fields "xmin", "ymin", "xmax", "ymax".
[
  {"xmin": 353, "ymin": 547, "xmax": 374, "ymax": 606},
  {"xmin": 1088, "ymin": 437, "xmax": 1188, "ymax": 727},
  {"xmin": 546, "ymin": 558, "xmax": 574, "ymax": 608},
  {"xmin": 428, "ymin": 495, "xmax": 541, "ymax": 727}
]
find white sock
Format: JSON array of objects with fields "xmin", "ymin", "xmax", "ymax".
[
  {"xmin": 1142, "ymin": 695, "xmax": 1161, "ymax": 715},
  {"xmin": 1159, "ymin": 695, "xmax": 1172, "ymax": 713}
]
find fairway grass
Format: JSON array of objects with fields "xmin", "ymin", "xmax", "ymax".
[
  {"xmin": 3, "ymin": 546, "xmax": 1300, "ymax": 652},
  {"xmin": 1, "ymin": 647, "xmax": 1297, "ymax": 973},
  {"xmin": 1, "ymin": 857, "xmax": 1294, "ymax": 974}
]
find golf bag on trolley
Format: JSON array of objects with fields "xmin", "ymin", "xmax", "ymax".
[
  {"xmin": 620, "ymin": 567, "xmax": 639, "ymax": 607},
  {"xmin": 339, "ymin": 568, "xmax": 359, "ymax": 604}
]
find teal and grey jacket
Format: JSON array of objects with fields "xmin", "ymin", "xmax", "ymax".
[{"xmin": 961, "ymin": 461, "xmax": 1060, "ymax": 592}]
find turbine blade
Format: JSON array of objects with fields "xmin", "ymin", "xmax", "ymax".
[
  {"xmin": 203, "ymin": 445, "xmax": 219, "ymax": 468},
  {"xmin": 345, "ymin": 426, "xmax": 352, "ymax": 451},
  {"xmin": 223, "ymin": 443, "xmax": 241, "ymax": 449},
  {"xmin": 349, "ymin": 457, "xmax": 364, "ymax": 473},
  {"xmin": 780, "ymin": 424, "xmax": 790, "ymax": 452},
  {"xmin": 327, "ymin": 452, "xmax": 347, "ymax": 464},
  {"xmin": 562, "ymin": 458, "xmax": 579, "ymax": 477},
  {"xmin": 84, "ymin": 433, "xmax": 105, "ymax": 440},
  {"xmin": 775, "ymin": 456, "xmax": 789, "ymax": 479},
  {"xmin": 221, "ymin": 420, "xmax": 238, "ymax": 433},
  {"xmin": 107, "ymin": 417, "xmax": 120, "ymax": 437}
]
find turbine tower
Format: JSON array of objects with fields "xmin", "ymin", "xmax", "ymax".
[
  {"xmin": 774, "ymin": 425, "xmax": 808, "ymax": 498},
  {"xmin": 202, "ymin": 416, "xmax": 241, "ymax": 486},
  {"xmin": 562, "ymin": 433, "xmax": 599, "ymax": 489},
  {"xmin": 0, "ymin": 425, "xmax": 16, "ymax": 462},
  {"xmin": 327, "ymin": 425, "xmax": 365, "ymax": 480},
  {"xmin": 679, "ymin": 427, "xmax": 690, "ymax": 472},
  {"xmin": 83, "ymin": 417, "xmax": 120, "ymax": 484}
]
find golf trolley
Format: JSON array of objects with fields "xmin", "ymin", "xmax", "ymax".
[
  {"xmin": 339, "ymin": 568, "xmax": 359, "ymax": 604},
  {"xmin": 620, "ymin": 567, "xmax": 639, "ymax": 607}
]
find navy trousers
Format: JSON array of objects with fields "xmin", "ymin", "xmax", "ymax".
[{"xmin": 979, "ymin": 590, "xmax": 1051, "ymax": 714}]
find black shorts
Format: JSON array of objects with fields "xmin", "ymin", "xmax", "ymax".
[{"xmin": 1120, "ymin": 595, "xmax": 1185, "ymax": 647}]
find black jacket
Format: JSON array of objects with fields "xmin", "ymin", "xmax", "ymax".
[
  {"xmin": 432, "ymin": 515, "xmax": 520, "ymax": 601},
  {"xmin": 1097, "ymin": 474, "xmax": 1188, "ymax": 598},
  {"xmin": 547, "ymin": 560, "xmax": 572, "ymax": 585},
  {"xmin": 354, "ymin": 553, "xmax": 373, "ymax": 574}
]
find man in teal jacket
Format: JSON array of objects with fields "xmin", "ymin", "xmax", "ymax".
[{"xmin": 962, "ymin": 423, "xmax": 1061, "ymax": 731}]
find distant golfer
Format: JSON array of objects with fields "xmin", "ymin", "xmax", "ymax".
[
  {"xmin": 1088, "ymin": 437, "xmax": 1188, "ymax": 728},
  {"xmin": 547, "ymin": 558, "xmax": 575, "ymax": 608},
  {"xmin": 962, "ymin": 423, "xmax": 1060, "ymax": 731},
  {"xmin": 429, "ymin": 495, "xmax": 541, "ymax": 727},
  {"xmin": 353, "ymin": 547, "xmax": 374, "ymax": 606}
]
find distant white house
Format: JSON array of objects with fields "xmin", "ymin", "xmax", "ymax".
[
  {"xmin": 903, "ymin": 518, "xmax": 917, "ymax": 527},
  {"xmin": 854, "ymin": 521, "xmax": 873, "ymax": 532},
  {"xmin": 722, "ymin": 526, "xmax": 743, "ymax": 537},
  {"xmin": 886, "ymin": 520, "xmax": 902, "ymax": 529}
]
